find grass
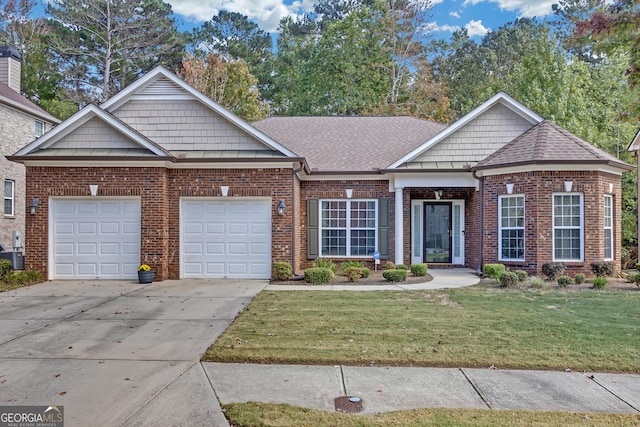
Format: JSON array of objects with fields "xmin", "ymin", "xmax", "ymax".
[
  {"xmin": 203, "ymin": 286, "xmax": 640, "ymax": 373},
  {"xmin": 223, "ymin": 402, "xmax": 640, "ymax": 426}
]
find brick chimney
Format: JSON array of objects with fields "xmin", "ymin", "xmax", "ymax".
[{"xmin": 0, "ymin": 46, "xmax": 21, "ymax": 93}]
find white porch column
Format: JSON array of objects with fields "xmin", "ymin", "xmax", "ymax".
[{"xmin": 394, "ymin": 187, "xmax": 404, "ymax": 265}]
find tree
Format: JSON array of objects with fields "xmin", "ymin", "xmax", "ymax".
[
  {"xmin": 46, "ymin": 0, "xmax": 185, "ymax": 104},
  {"xmin": 181, "ymin": 53, "xmax": 268, "ymax": 122}
]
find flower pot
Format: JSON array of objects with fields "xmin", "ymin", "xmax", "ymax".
[{"xmin": 138, "ymin": 270, "xmax": 155, "ymax": 284}]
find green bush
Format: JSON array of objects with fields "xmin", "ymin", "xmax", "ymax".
[
  {"xmin": 344, "ymin": 266, "xmax": 363, "ymax": 282},
  {"xmin": 483, "ymin": 264, "xmax": 506, "ymax": 280},
  {"xmin": 360, "ymin": 267, "xmax": 371, "ymax": 278},
  {"xmin": 635, "ymin": 262, "xmax": 640, "ymax": 271},
  {"xmin": 340, "ymin": 261, "xmax": 365, "ymax": 275},
  {"xmin": 382, "ymin": 269, "xmax": 407, "ymax": 282},
  {"xmin": 273, "ymin": 261, "xmax": 292, "ymax": 281},
  {"xmin": 395, "ymin": 264, "xmax": 408, "ymax": 270},
  {"xmin": 557, "ymin": 276, "xmax": 572, "ymax": 288},
  {"xmin": 574, "ymin": 273, "xmax": 586, "ymax": 284},
  {"xmin": 0, "ymin": 259, "xmax": 13, "ymax": 280},
  {"xmin": 590, "ymin": 262, "xmax": 615, "ymax": 278},
  {"xmin": 410, "ymin": 263, "xmax": 428, "ymax": 277},
  {"xmin": 627, "ymin": 272, "xmax": 640, "ymax": 286},
  {"xmin": 514, "ymin": 270, "xmax": 528, "ymax": 282},
  {"xmin": 592, "ymin": 276, "xmax": 608, "ymax": 289},
  {"xmin": 384, "ymin": 261, "xmax": 396, "ymax": 270},
  {"xmin": 529, "ymin": 276, "xmax": 547, "ymax": 290},
  {"xmin": 542, "ymin": 262, "xmax": 565, "ymax": 280},
  {"xmin": 312, "ymin": 258, "xmax": 337, "ymax": 274},
  {"xmin": 304, "ymin": 267, "xmax": 335, "ymax": 284},
  {"xmin": 499, "ymin": 271, "xmax": 519, "ymax": 288}
]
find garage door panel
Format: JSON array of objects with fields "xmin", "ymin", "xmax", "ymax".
[
  {"xmin": 184, "ymin": 223, "xmax": 203, "ymax": 234},
  {"xmin": 52, "ymin": 199, "xmax": 141, "ymax": 279},
  {"xmin": 182, "ymin": 199, "xmax": 271, "ymax": 279},
  {"xmin": 184, "ymin": 242, "xmax": 204, "ymax": 255}
]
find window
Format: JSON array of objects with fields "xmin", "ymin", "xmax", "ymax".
[
  {"xmin": 4, "ymin": 179, "xmax": 14, "ymax": 216},
  {"xmin": 320, "ymin": 200, "xmax": 376, "ymax": 257},
  {"xmin": 35, "ymin": 120, "xmax": 44, "ymax": 137},
  {"xmin": 553, "ymin": 193, "xmax": 583, "ymax": 261},
  {"xmin": 499, "ymin": 195, "xmax": 525, "ymax": 261},
  {"xmin": 604, "ymin": 195, "xmax": 613, "ymax": 260}
]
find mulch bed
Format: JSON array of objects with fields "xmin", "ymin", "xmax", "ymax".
[{"xmin": 273, "ymin": 269, "xmax": 433, "ymax": 286}]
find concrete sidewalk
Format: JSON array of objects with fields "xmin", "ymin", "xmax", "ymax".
[
  {"xmin": 204, "ymin": 363, "xmax": 640, "ymax": 416},
  {"xmin": 265, "ymin": 268, "xmax": 481, "ymax": 291}
]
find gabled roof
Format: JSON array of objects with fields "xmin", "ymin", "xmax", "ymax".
[
  {"xmin": 627, "ymin": 128, "xmax": 640, "ymax": 152},
  {"xmin": 13, "ymin": 104, "xmax": 169, "ymax": 157},
  {"xmin": 100, "ymin": 66, "xmax": 298, "ymax": 158},
  {"xmin": 473, "ymin": 120, "xmax": 634, "ymax": 172},
  {"xmin": 253, "ymin": 116, "xmax": 446, "ymax": 172},
  {"xmin": 387, "ymin": 92, "xmax": 543, "ymax": 169},
  {"xmin": 0, "ymin": 82, "xmax": 60, "ymax": 124}
]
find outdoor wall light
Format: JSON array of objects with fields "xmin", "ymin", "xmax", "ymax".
[
  {"xmin": 277, "ymin": 199, "xmax": 286, "ymax": 215},
  {"xmin": 437, "ymin": 188, "xmax": 444, "ymax": 198},
  {"xmin": 29, "ymin": 198, "xmax": 40, "ymax": 215}
]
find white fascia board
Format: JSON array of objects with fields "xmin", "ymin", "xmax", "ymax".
[
  {"xmin": 302, "ymin": 173, "xmax": 387, "ymax": 181},
  {"xmin": 389, "ymin": 172, "xmax": 478, "ymax": 191},
  {"xmin": 100, "ymin": 66, "xmax": 299, "ymax": 158},
  {"xmin": 387, "ymin": 92, "xmax": 544, "ymax": 169},
  {"xmin": 474, "ymin": 163, "xmax": 625, "ymax": 177},
  {"xmin": 627, "ymin": 129, "xmax": 640, "ymax": 152}
]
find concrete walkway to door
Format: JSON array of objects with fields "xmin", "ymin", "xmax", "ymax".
[{"xmin": 0, "ymin": 279, "xmax": 267, "ymax": 426}]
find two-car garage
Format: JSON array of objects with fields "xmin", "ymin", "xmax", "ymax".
[{"xmin": 50, "ymin": 198, "xmax": 272, "ymax": 280}]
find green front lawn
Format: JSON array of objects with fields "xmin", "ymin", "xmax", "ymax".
[{"xmin": 203, "ymin": 286, "xmax": 640, "ymax": 373}]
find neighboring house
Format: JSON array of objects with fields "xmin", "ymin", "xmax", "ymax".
[
  {"xmin": 626, "ymin": 130, "xmax": 640, "ymax": 259},
  {"xmin": 0, "ymin": 46, "xmax": 59, "ymax": 253},
  {"xmin": 9, "ymin": 67, "xmax": 633, "ymax": 281}
]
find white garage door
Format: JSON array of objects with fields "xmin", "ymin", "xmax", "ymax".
[
  {"xmin": 181, "ymin": 199, "xmax": 271, "ymax": 279},
  {"xmin": 51, "ymin": 199, "xmax": 141, "ymax": 279}
]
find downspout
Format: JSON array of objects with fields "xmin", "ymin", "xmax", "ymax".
[
  {"xmin": 292, "ymin": 162, "xmax": 304, "ymax": 275},
  {"xmin": 472, "ymin": 170, "xmax": 484, "ymax": 276}
]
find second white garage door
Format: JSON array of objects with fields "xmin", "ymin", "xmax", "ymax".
[{"xmin": 181, "ymin": 199, "xmax": 272, "ymax": 279}]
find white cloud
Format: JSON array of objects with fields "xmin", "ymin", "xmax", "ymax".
[
  {"xmin": 449, "ymin": 11, "xmax": 461, "ymax": 18},
  {"xmin": 430, "ymin": 22, "xmax": 462, "ymax": 34},
  {"xmin": 167, "ymin": 0, "xmax": 315, "ymax": 32},
  {"xmin": 465, "ymin": 19, "xmax": 489, "ymax": 37},
  {"xmin": 462, "ymin": 0, "xmax": 556, "ymax": 17}
]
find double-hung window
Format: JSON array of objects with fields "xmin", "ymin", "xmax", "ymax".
[
  {"xmin": 4, "ymin": 179, "xmax": 14, "ymax": 216},
  {"xmin": 35, "ymin": 120, "xmax": 44, "ymax": 137},
  {"xmin": 499, "ymin": 195, "xmax": 525, "ymax": 261},
  {"xmin": 604, "ymin": 195, "xmax": 613, "ymax": 260},
  {"xmin": 320, "ymin": 200, "xmax": 377, "ymax": 257},
  {"xmin": 553, "ymin": 193, "xmax": 583, "ymax": 261}
]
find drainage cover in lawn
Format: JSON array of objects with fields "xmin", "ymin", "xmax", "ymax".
[{"xmin": 334, "ymin": 396, "xmax": 363, "ymax": 414}]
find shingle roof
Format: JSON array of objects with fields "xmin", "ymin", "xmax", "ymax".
[
  {"xmin": 0, "ymin": 82, "xmax": 59, "ymax": 123},
  {"xmin": 252, "ymin": 116, "xmax": 446, "ymax": 172},
  {"xmin": 473, "ymin": 120, "xmax": 634, "ymax": 171}
]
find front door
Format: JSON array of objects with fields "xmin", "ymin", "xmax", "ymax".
[{"xmin": 424, "ymin": 203, "xmax": 451, "ymax": 263}]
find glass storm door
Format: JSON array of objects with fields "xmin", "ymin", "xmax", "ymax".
[{"xmin": 424, "ymin": 203, "xmax": 452, "ymax": 263}]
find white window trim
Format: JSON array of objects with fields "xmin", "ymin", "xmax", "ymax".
[
  {"xmin": 498, "ymin": 194, "xmax": 525, "ymax": 262},
  {"xmin": 552, "ymin": 192, "xmax": 584, "ymax": 262},
  {"xmin": 4, "ymin": 179, "xmax": 14, "ymax": 217},
  {"xmin": 604, "ymin": 194, "xmax": 613, "ymax": 261},
  {"xmin": 319, "ymin": 199, "xmax": 378, "ymax": 258},
  {"xmin": 35, "ymin": 120, "xmax": 44, "ymax": 137}
]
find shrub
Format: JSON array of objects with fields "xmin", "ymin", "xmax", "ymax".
[
  {"xmin": 273, "ymin": 261, "xmax": 292, "ymax": 281},
  {"xmin": 635, "ymin": 262, "xmax": 640, "ymax": 271},
  {"xmin": 627, "ymin": 272, "xmax": 640, "ymax": 286},
  {"xmin": 542, "ymin": 262, "xmax": 565, "ymax": 280},
  {"xmin": 360, "ymin": 267, "xmax": 371, "ymax": 278},
  {"xmin": 344, "ymin": 267, "xmax": 362, "ymax": 282},
  {"xmin": 574, "ymin": 273, "xmax": 586, "ymax": 284},
  {"xmin": 382, "ymin": 269, "xmax": 407, "ymax": 282},
  {"xmin": 592, "ymin": 276, "xmax": 608, "ymax": 289},
  {"xmin": 514, "ymin": 270, "xmax": 528, "ymax": 282},
  {"xmin": 395, "ymin": 264, "xmax": 408, "ymax": 270},
  {"xmin": 0, "ymin": 259, "xmax": 13, "ymax": 280},
  {"xmin": 312, "ymin": 258, "xmax": 337, "ymax": 274},
  {"xmin": 557, "ymin": 276, "xmax": 572, "ymax": 288},
  {"xmin": 529, "ymin": 276, "xmax": 547, "ymax": 290},
  {"xmin": 340, "ymin": 261, "xmax": 365, "ymax": 275},
  {"xmin": 483, "ymin": 264, "xmax": 506, "ymax": 280},
  {"xmin": 384, "ymin": 261, "xmax": 396, "ymax": 270},
  {"xmin": 304, "ymin": 267, "xmax": 335, "ymax": 284},
  {"xmin": 410, "ymin": 263, "xmax": 428, "ymax": 277},
  {"xmin": 499, "ymin": 271, "xmax": 519, "ymax": 288},
  {"xmin": 590, "ymin": 262, "xmax": 615, "ymax": 278}
]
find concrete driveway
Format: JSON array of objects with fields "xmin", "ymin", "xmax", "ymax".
[{"xmin": 0, "ymin": 279, "xmax": 266, "ymax": 426}]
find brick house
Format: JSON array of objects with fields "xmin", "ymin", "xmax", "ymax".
[
  {"xmin": 0, "ymin": 46, "xmax": 59, "ymax": 253},
  {"xmin": 9, "ymin": 67, "xmax": 633, "ymax": 280}
]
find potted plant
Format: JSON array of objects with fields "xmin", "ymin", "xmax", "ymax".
[{"xmin": 138, "ymin": 264, "xmax": 154, "ymax": 284}]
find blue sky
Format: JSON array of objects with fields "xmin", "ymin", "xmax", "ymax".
[{"xmin": 167, "ymin": 0, "xmax": 559, "ymax": 38}]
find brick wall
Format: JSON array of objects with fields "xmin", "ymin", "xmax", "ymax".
[
  {"xmin": 482, "ymin": 170, "xmax": 623, "ymax": 276},
  {"xmin": 25, "ymin": 166, "xmax": 294, "ymax": 280}
]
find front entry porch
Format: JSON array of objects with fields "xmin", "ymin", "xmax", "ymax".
[{"xmin": 410, "ymin": 199, "xmax": 465, "ymax": 266}]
